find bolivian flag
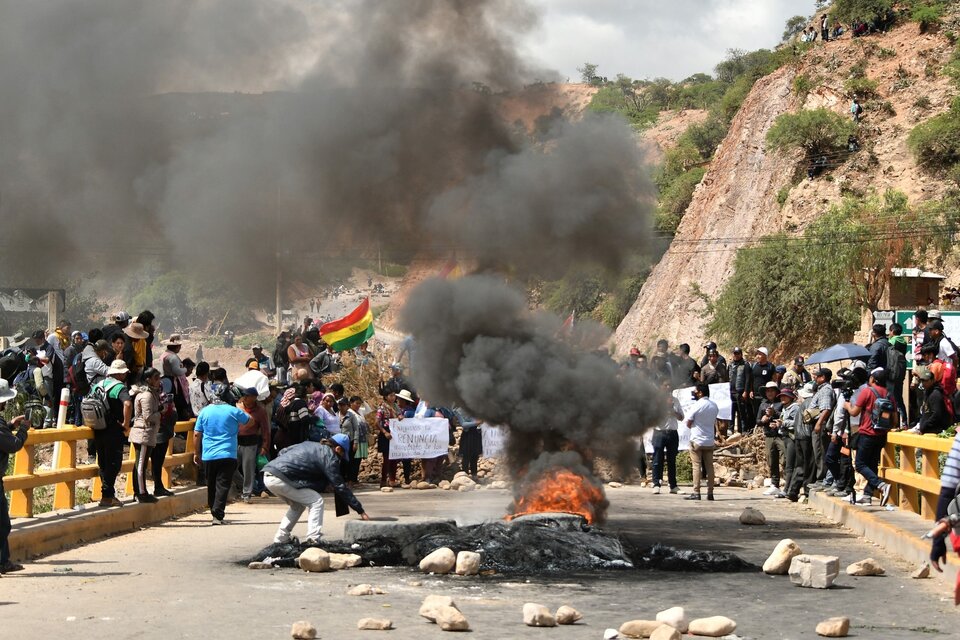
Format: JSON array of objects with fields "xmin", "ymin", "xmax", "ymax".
[{"xmin": 320, "ymin": 298, "xmax": 375, "ymax": 352}]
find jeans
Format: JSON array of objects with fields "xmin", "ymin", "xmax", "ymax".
[
  {"xmin": 855, "ymin": 432, "xmax": 887, "ymax": 494},
  {"xmin": 237, "ymin": 444, "xmax": 259, "ymax": 498},
  {"xmin": 0, "ymin": 485, "xmax": 10, "ymax": 565},
  {"xmin": 264, "ymin": 472, "xmax": 324, "ymax": 542},
  {"xmin": 788, "ymin": 437, "xmax": 815, "ymax": 498},
  {"xmin": 93, "ymin": 426, "xmax": 125, "ymax": 498},
  {"xmin": 690, "ymin": 444, "xmax": 715, "ymax": 495},
  {"xmin": 783, "ymin": 437, "xmax": 796, "ymax": 489},
  {"xmin": 204, "ymin": 458, "xmax": 237, "ymax": 521},
  {"xmin": 765, "ymin": 436, "xmax": 786, "ymax": 485},
  {"xmin": 651, "ymin": 429, "xmax": 679, "ymax": 488},
  {"xmin": 825, "ymin": 438, "xmax": 854, "ymax": 492}
]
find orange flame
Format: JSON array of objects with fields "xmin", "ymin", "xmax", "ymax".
[{"xmin": 507, "ymin": 468, "xmax": 606, "ymax": 524}]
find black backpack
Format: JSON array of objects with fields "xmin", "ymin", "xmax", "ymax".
[{"xmin": 886, "ymin": 347, "xmax": 906, "ymax": 383}]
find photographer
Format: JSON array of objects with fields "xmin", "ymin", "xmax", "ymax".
[
  {"xmin": 0, "ymin": 378, "xmax": 30, "ymax": 574},
  {"xmin": 845, "ymin": 367, "xmax": 897, "ymax": 507}
]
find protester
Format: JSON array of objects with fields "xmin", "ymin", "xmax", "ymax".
[
  {"xmin": 808, "ymin": 369, "xmax": 836, "ymax": 490},
  {"xmin": 866, "ymin": 324, "xmax": 890, "ymax": 371},
  {"xmin": 782, "ymin": 357, "xmax": 811, "ymax": 389},
  {"xmin": 458, "ymin": 410, "xmax": 483, "ymax": 480},
  {"xmin": 94, "ymin": 359, "xmax": 133, "ymax": 508},
  {"xmin": 757, "ymin": 380, "xmax": 785, "ymax": 496},
  {"xmin": 699, "ymin": 341, "xmax": 726, "ymax": 368},
  {"xmin": 262, "ymin": 435, "xmax": 370, "ymax": 545},
  {"xmin": 0, "ymin": 379, "xmax": 29, "ymax": 573},
  {"xmin": 236, "ymin": 387, "xmax": 270, "ymax": 503},
  {"xmin": 235, "ymin": 359, "xmax": 270, "ymax": 402},
  {"xmin": 275, "ymin": 384, "xmax": 312, "ymax": 452},
  {"xmin": 888, "ymin": 323, "xmax": 909, "ymax": 422},
  {"xmin": 189, "ymin": 361, "xmax": 212, "ymax": 415},
  {"xmin": 750, "ymin": 347, "xmax": 775, "ymax": 422},
  {"xmin": 380, "ymin": 363, "xmax": 410, "ymax": 396},
  {"xmin": 376, "ymin": 389, "xmax": 403, "ymax": 487},
  {"xmin": 786, "ymin": 384, "xmax": 817, "ymax": 502},
  {"xmin": 845, "ymin": 368, "xmax": 896, "ymax": 506},
  {"xmin": 651, "ymin": 379, "xmax": 682, "ymax": 495},
  {"xmin": 339, "ymin": 396, "xmax": 367, "ymax": 486},
  {"xmin": 825, "ymin": 369, "xmax": 861, "ymax": 499},
  {"xmin": 101, "ymin": 311, "xmax": 131, "ymax": 344},
  {"xmin": 194, "ymin": 382, "xmax": 250, "ymax": 525},
  {"xmin": 251, "ymin": 344, "xmax": 275, "ymax": 378},
  {"xmin": 684, "ymin": 383, "xmax": 719, "ymax": 501},
  {"xmin": 273, "ymin": 330, "xmax": 291, "ymax": 385},
  {"xmin": 672, "ymin": 343, "xmax": 700, "ymax": 388},
  {"xmin": 315, "ymin": 392, "xmax": 341, "ymax": 435},
  {"xmin": 160, "ymin": 333, "xmax": 190, "ymax": 419},
  {"xmin": 912, "ymin": 366, "xmax": 951, "ymax": 434},
  {"xmin": 309, "ymin": 343, "xmax": 339, "ymax": 379},
  {"xmin": 700, "ymin": 349, "xmax": 728, "ymax": 384},
  {"xmin": 287, "ymin": 334, "xmax": 313, "ymax": 382},
  {"xmin": 129, "ymin": 367, "xmax": 162, "ymax": 504},
  {"xmin": 729, "ymin": 347, "xmax": 753, "ymax": 433}
]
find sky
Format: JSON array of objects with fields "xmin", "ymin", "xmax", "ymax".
[{"xmin": 522, "ymin": 0, "xmax": 814, "ymax": 82}]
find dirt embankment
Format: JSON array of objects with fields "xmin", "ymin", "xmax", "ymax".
[{"xmin": 615, "ymin": 24, "xmax": 957, "ymax": 355}]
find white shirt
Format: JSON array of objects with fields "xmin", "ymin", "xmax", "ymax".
[
  {"xmin": 657, "ymin": 396, "xmax": 682, "ymax": 431},
  {"xmin": 683, "ymin": 396, "xmax": 718, "ymax": 447},
  {"xmin": 234, "ymin": 369, "xmax": 270, "ymax": 402},
  {"xmin": 939, "ymin": 337, "xmax": 956, "ymax": 362}
]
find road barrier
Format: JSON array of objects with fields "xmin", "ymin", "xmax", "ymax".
[
  {"xmin": 4, "ymin": 420, "xmax": 197, "ymax": 518},
  {"xmin": 880, "ymin": 431, "xmax": 953, "ymax": 521}
]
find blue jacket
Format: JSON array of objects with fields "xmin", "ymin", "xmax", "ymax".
[{"xmin": 263, "ymin": 441, "xmax": 364, "ymax": 514}]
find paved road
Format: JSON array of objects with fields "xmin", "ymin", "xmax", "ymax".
[{"xmin": 5, "ymin": 486, "xmax": 956, "ymax": 639}]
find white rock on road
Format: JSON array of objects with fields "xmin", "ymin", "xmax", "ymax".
[
  {"xmin": 436, "ymin": 605, "xmax": 470, "ymax": 631},
  {"xmin": 297, "ymin": 548, "xmax": 330, "ymax": 573},
  {"xmin": 357, "ymin": 618, "xmax": 393, "ymax": 631},
  {"xmin": 815, "ymin": 616, "xmax": 850, "ymax": 637},
  {"xmin": 618, "ymin": 619, "xmax": 662, "ymax": 638},
  {"xmin": 555, "ymin": 605, "xmax": 582, "ymax": 625},
  {"xmin": 328, "ymin": 553, "xmax": 362, "ymax": 570},
  {"xmin": 687, "ymin": 615, "xmax": 737, "ymax": 637},
  {"xmin": 419, "ymin": 595, "xmax": 457, "ymax": 622},
  {"xmin": 912, "ymin": 563, "xmax": 931, "ymax": 579},
  {"xmin": 650, "ymin": 625, "xmax": 681, "ymax": 640},
  {"xmin": 347, "ymin": 583, "xmax": 386, "ymax": 596},
  {"xmin": 455, "ymin": 550, "xmax": 481, "ymax": 576},
  {"xmin": 655, "ymin": 606, "xmax": 688, "ymax": 633},
  {"xmin": 789, "ymin": 554, "xmax": 840, "ymax": 589},
  {"xmin": 419, "ymin": 547, "xmax": 456, "ymax": 574},
  {"xmin": 522, "ymin": 603, "xmax": 557, "ymax": 627},
  {"xmin": 762, "ymin": 538, "xmax": 802, "ymax": 574},
  {"xmin": 845, "ymin": 558, "xmax": 884, "ymax": 576},
  {"xmin": 291, "ymin": 620, "xmax": 317, "ymax": 639}
]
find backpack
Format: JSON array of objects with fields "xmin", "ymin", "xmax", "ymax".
[
  {"xmin": 67, "ymin": 353, "xmax": 91, "ymax": 397},
  {"xmin": 886, "ymin": 347, "xmax": 906, "ymax": 384},
  {"xmin": 81, "ymin": 379, "xmax": 122, "ymax": 430},
  {"xmin": 867, "ymin": 386, "xmax": 895, "ymax": 431}
]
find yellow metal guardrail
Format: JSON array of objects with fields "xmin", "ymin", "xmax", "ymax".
[
  {"xmin": 4, "ymin": 420, "xmax": 196, "ymax": 517},
  {"xmin": 880, "ymin": 431, "xmax": 953, "ymax": 521}
]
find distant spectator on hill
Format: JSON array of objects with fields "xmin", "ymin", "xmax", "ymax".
[
  {"xmin": 851, "ymin": 97, "xmax": 863, "ymax": 122},
  {"xmin": 820, "ymin": 14, "xmax": 829, "ymax": 41}
]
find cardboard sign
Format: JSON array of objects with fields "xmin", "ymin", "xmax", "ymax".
[
  {"xmin": 388, "ymin": 417, "xmax": 450, "ymax": 459},
  {"xmin": 479, "ymin": 423, "xmax": 506, "ymax": 458},
  {"xmin": 672, "ymin": 383, "xmax": 732, "ymax": 421}
]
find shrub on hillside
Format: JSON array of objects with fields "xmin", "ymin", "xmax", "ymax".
[
  {"xmin": 766, "ymin": 108, "xmax": 856, "ymax": 156},
  {"xmin": 830, "ymin": 0, "xmax": 893, "ymax": 23},
  {"xmin": 656, "ymin": 167, "xmax": 706, "ymax": 233},
  {"xmin": 909, "ymin": 102, "xmax": 960, "ymax": 171},
  {"xmin": 912, "ymin": 2, "xmax": 944, "ymax": 33},
  {"xmin": 844, "ymin": 77, "xmax": 879, "ymax": 99}
]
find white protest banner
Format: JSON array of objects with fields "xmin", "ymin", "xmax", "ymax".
[
  {"xmin": 670, "ymin": 383, "xmax": 731, "ymax": 450},
  {"xmin": 388, "ymin": 417, "xmax": 449, "ymax": 459},
  {"xmin": 479, "ymin": 423, "xmax": 507, "ymax": 458}
]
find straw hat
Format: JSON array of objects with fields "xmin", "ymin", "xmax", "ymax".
[
  {"xmin": 0, "ymin": 379, "xmax": 16, "ymax": 403},
  {"xmin": 164, "ymin": 333, "xmax": 183, "ymax": 347},
  {"xmin": 107, "ymin": 359, "xmax": 130, "ymax": 376},
  {"xmin": 123, "ymin": 322, "xmax": 149, "ymax": 340},
  {"xmin": 396, "ymin": 389, "xmax": 416, "ymax": 404}
]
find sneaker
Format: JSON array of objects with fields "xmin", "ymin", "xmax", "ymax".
[
  {"xmin": 302, "ymin": 537, "xmax": 321, "ymax": 546},
  {"xmin": 135, "ymin": 494, "xmax": 158, "ymax": 504},
  {"xmin": 763, "ymin": 486, "xmax": 778, "ymax": 496},
  {"xmin": 799, "ymin": 495, "xmax": 809, "ymax": 504},
  {"xmin": 684, "ymin": 493, "xmax": 701, "ymax": 501},
  {"xmin": 879, "ymin": 482, "xmax": 892, "ymax": 507},
  {"xmin": 773, "ymin": 490, "xmax": 787, "ymax": 499},
  {"xmin": 241, "ymin": 496, "xmax": 252, "ymax": 504},
  {"xmin": 669, "ymin": 487, "xmax": 680, "ymax": 494},
  {"xmin": 652, "ymin": 486, "xmax": 661, "ymax": 495},
  {"xmin": 211, "ymin": 517, "xmax": 225, "ymax": 525},
  {"xmin": 0, "ymin": 562, "xmax": 24, "ymax": 573},
  {"xmin": 854, "ymin": 495, "xmax": 873, "ymax": 506}
]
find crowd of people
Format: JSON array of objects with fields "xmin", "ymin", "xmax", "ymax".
[
  {"xmin": 797, "ymin": 8, "xmax": 898, "ymax": 44},
  {"xmin": 623, "ymin": 308, "xmax": 958, "ymax": 507}
]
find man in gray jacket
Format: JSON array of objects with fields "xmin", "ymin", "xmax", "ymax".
[{"xmin": 263, "ymin": 434, "xmax": 369, "ymax": 544}]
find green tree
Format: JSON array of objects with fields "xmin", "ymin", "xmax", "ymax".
[
  {"xmin": 577, "ymin": 62, "xmax": 599, "ymax": 84},
  {"xmin": 830, "ymin": 0, "xmax": 893, "ymax": 23},
  {"xmin": 909, "ymin": 99, "xmax": 960, "ymax": 171},
  {"xmin": 782, "ymin": 15, "xmax": 808, "ymax": 41},
  {"xmin": 766, "ymin": 108, "xmax": 856, "ymax": 156}
]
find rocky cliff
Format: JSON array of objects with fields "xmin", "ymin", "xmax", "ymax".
[{"xmin": 615, "ymin": 23, "xmax": 957, "ymax": 355}]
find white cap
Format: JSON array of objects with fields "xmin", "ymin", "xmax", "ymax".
[{"xmin": 757, "ymin": 347, "xmax": 769, "ymax": 356}]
